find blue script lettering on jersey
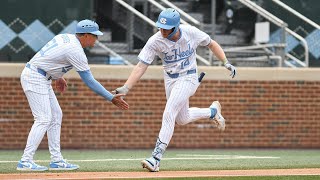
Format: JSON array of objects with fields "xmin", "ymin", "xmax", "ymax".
[{"xmin": 163, "ymin": 44, "xmax": 194, "ymax": 63}]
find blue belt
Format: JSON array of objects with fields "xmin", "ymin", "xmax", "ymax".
[
  {"xmin": 167, "ymin": 69, "xmax": 196, "ymax": 78},
  {"xmin": 26, "ymin": 63, "xmax": 52, "ymax": 80}
]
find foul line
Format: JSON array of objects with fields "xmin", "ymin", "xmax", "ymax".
[{"xmin": 0, "ymin": 155, "xmax": 279, "ymax": 163}]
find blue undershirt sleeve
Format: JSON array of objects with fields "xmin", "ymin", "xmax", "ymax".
[{"xmin": 78, "ymin": 70, "xmax": 114, "ymax": 101}]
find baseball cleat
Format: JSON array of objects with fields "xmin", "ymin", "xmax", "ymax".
[
  {"xmin": 49, "ymin": 159, "xmax": 79, "ymax": 170},
  {"xmin": 141, "ymin": 157, "xmax": 160, "ymax": 172},
  {"xmin": 17, "ymin": 160, "xmax": 48, "ymax": 171},
  {"xmin": 209, "ymin": 101, "xmax": 225, "ymax": 131}
]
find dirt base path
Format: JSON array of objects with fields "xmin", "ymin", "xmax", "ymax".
[{"xmin": 1, "ymin": 168, "xmax": 320, "ymax": 179}]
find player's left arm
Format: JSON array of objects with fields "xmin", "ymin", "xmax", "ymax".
[{"xmin": 207, "ymin": 40, "xmax": 236, "ymax": 78}]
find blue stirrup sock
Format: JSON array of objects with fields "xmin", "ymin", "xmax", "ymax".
[
  {"xmin": 210, "ymin": 108, "xmax": 217, "ymax": 119},
  {"xmin": 152, "ymin": 138, "xmax": 167, "ymax": 161}
]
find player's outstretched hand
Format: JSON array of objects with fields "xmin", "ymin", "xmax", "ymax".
[
  {"xmin": 113, "ymin": 85, "xmax": 130, "ymax": 95},
  {"xmin": 111, "ymin": 94, "xmax": 129, "ymax": 110},
  {"xmin": 55, "ymin": 78, "xmax": 68, "ymax": 93},
  {"xmin": 224, "ymin": 62, "xmax": 236, "ymax": 78}
]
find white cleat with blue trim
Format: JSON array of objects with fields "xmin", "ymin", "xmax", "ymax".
[
  {"xmin": 49, "ymin": 159, "xmax": 79, "ymax": 170},
  {"xmin": 141, "ymin": 157, "xmax": 160, "ymax": 172},
  {"xmin": 17, "ymin": 160, "xmax": 48, "ymax": 171},
  {"xmin": 209, "ymin": 101, "xmax": 225, "ymax": 131}
]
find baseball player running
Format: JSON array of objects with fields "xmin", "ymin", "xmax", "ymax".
[
  {"xmin": 115, "ymin": 8, "xmax": 236, "ymax": 172},
  {"xmin": 17, "ymin": 19, "xmax": 129, "ymax": 171}
]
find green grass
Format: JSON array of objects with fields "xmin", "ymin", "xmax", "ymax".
[{"xmin": 1, "ymin": 149, "xmax": 320, "ymax": 177}]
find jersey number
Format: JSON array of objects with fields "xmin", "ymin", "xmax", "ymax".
[
  {"xmin": 180, "ymin": 59, "xmax": 190, "ymax": 69},
  {"xmin": 39, "ymin": 38, "xmax": 58, "ymax": 56}
]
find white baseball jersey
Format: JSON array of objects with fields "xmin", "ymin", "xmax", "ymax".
[
  {"xmin": 138, "ymin": 24, "xmax": 211, "ymax": 74},
  {"xmin": 20, "ymin": 33, "xmax": 90, "ymax": 162},
  {"xmin": 139, "ymin": 25, "xmax": 214, "ymax": 156},
  {"xmin": 29, "ymin": 34, "xmax": 90, "ymax": 80}
]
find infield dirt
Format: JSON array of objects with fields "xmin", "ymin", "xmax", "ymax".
[{"xmin": 1, "ymin": 168, "xmax": 320, "ymax": 179}]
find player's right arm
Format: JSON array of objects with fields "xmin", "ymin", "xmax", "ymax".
[
  {"xmin": 115, "ymin": 37, "xmax": 156, "ymax": 95},
  {"xmin": 114, "ymin": 61, "xmax": 148, "ymax": 95},
  {"xmin": 78, "ymin": 70, "xmax": 129, "ymax": 110}
]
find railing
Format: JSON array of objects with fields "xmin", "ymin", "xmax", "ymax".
[
  {"xmin": 284, "ymin": 28, "xmax": 308, "ymax": 67},
  {"xmin": 230, "ymin": 55, "xmax": 283, "ymax": 67},
  {"xmin": 115, "ymin": 0, "xmax": 155, "ymax": 27},
  {"xmin": 159, "ymin": 0, "xmax": 201, "ymax": 26},
  {"xmin": 238, "ymin": 0, "xmax": 309, "ymax": 67},
  {"xmin": 224, "ymin": 43, "xmax": 285, "ymax": 67},
  {"xmin": 224, "ymin": 43, "xmax": 286, "ymax": 52},
  {"xmin": 286, "ymin": 53, "xmax": 307, "ymax": 67},
  {"xmin": 115, "ymin": 0, "xmax": 211, "ymax": 66},
  {"xmin": 272, "ymin": 0, "xmax": 320, "ymax": 30},
  {"xmin": 96, "ymin": 41, "xmax": 133, "ymax": 66}
]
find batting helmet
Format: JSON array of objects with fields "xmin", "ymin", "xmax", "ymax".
[
  {"xmin": 156, "ymin": 8, "xmax": 180, "ymax": 39},
  {"xmin": 76, "ymin": 19, "xmax": 103, "ymax": 36}
]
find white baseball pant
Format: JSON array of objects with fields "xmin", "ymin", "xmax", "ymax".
[
  {"xmin": 158, "ymin": 73, "xmax": 212, "ymax": 145},
  {"xmin": 20, "ymin": 67, "xmax": 63, "ymax": 162}
]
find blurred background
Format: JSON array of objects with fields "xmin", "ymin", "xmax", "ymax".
[{"xmin": 0, "ymin": 0, "xmax": 319, "ymax": 67}]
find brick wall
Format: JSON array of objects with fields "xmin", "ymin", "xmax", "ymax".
[{"xmin": 0, "ymin": 64, "xmax": 319, "ymax": 149}]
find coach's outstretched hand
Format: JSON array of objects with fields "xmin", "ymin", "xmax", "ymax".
[
  {"xmin": 112, "ymin": 94, "xmax": 129, "ymax": 110},
  {"xmin": 224, "ymin": 62, "xmax": 236, "ymax": 78}
]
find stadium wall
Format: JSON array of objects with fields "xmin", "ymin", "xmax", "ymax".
[{"xmin": 0, "ymin": 63, "xmax": 319, "ymax": 149}]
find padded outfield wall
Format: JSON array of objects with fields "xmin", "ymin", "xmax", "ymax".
[{"xmin": 0, "ymin": 64, "xmax": 319, "ymax": 149}]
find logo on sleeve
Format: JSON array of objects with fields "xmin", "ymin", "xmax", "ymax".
[{"xmin": 62, "ymin": 65, "xmax": 73, "ymax": 73}]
